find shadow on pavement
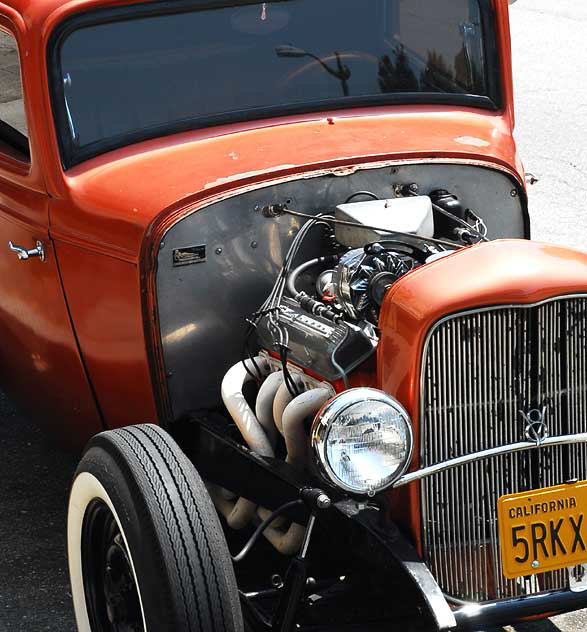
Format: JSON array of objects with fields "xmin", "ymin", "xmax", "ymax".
[{"xmin": 0, "ymin": 390, "xmax": 77, "ymax": 632}]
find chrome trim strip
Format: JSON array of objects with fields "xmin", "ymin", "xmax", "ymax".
[
  {"xmin": 394, "ymin": 433, "xmax": 587, "ymax": 487},
  {"xmin": 453, "ymin": 587, "xmax": 587, "ymax": 627}
]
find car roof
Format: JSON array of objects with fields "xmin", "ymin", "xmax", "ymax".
[
  {"xmin": 4, "ymin": 0, "xmax": 144, "ymax": 34},
  {"xmin": 6, "ymin": 0, "xmax": 117, "ymax": 14}
]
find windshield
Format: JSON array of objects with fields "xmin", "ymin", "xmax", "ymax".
[{"xmin": 51, "ymin": 0, "xmax": 500, "ymax": 167}]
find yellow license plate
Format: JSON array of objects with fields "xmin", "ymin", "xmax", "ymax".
[{"xmin": 498, "ymin": 482, "xmax": 587, "ymax": 579}]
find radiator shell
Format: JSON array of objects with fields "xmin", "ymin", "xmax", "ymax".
[
  {"xmin": 378, "ymin": 239, "xmax": 587, "ymax": 570},
  {"xmin": 419, "ymin": 298, "xmax": 587, "ymax": 600}
]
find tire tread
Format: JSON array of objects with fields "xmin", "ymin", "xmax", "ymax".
[{"xmin": 81, "ymin": 423, "xmax": 242, "ymax": 632}]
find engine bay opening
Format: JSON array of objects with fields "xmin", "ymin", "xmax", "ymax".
[{"xmin": 156, "ymin": 162, "xmax": 526, "ymax": 421}]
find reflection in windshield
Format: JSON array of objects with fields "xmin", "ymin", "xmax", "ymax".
[
  {"xmin": 275, "ymin": 45, "xmax": 352, "ymax": 96},
  {"xmin": 55, "ymin": 0, "xmax": 496, "ymax": 165},
  {"xmin": 378, "ymin": 42, "xmax": 485, "ymax": 96}
]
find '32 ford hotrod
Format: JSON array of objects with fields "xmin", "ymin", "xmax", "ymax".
[{"xmin": 0, "ymin": 0, "xmax": 586, "ymax": 630}]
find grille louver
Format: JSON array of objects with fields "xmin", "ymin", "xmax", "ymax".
[{"xmin": 420, "ymin": 296, "xmax": 587, "ymax": 601}]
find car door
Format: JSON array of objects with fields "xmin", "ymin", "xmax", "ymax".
[{"xmin": 0, "ymin": 21, "xmax": 103, "ymax": 448}]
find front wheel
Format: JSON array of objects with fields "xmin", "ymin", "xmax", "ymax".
[{"xmin": 68, "ymin": 424, "xmax": 243, "ymax": 632}]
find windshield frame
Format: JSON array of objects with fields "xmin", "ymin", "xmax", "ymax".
[{"xmin": 48, "ymin": 0, "xmax": 503, "ymax": 169}]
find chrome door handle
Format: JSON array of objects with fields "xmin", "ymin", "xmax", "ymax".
[{"xmin": 8, "ymin": 240, "xmax": 45, "ymax": 262}]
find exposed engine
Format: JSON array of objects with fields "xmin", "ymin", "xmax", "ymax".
[
  {"xmin": 211, "ymin": 186, "xmax": 488, "ymax": 555},
  {"xmin": 253, "ymin": 187, "xmax": 486, "ymax": 383}
]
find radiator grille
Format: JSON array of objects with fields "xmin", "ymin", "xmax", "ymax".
[{"xmin": 420, "ymin": 296, "xmax": 587, "ymax": 601}]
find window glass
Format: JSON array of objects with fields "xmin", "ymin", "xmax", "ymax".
[
  {"xmin": 54, "ymin": 0, "xmax": 499, "ymax": 165},
  {"xmin": 0, "ymin": 31, "xmax": 28, "ymax": 139}
]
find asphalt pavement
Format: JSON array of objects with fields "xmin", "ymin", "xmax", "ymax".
[
  {"xmin": 0, "ymin": 391, "xmax": 77, "ymax": 630},
  {"xmin": 0, "ymin": 1, "xmax": 586, "ymax": 631}
]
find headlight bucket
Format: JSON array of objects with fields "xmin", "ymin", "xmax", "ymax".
[{"xmin": 311, "ymin": 388, "xmax": 413, "ymax": 496}]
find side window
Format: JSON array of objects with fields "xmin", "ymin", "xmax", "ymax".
[{"xmin": 0, "ymin": 30, "xmax": 29, "ymax": 159}]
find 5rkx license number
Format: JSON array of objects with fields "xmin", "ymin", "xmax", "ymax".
[{"xmin": 498, "ymin": 482, "xmax": 587, "ymax": 579}]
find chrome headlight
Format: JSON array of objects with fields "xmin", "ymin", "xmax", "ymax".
[{"xmin": 311, "ymin": 388, "xmax": 413, "ymax": 496}]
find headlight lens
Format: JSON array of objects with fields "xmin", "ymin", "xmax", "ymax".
[{"xmin": 311, "ymin": 388, "xmax": 413, "ymax": 495}]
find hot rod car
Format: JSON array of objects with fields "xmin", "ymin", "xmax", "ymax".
[{"xmin": 1, "ymin": 0, "xmax": 586, "ymax": 630}]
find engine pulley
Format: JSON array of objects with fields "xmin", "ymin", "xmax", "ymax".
[{"xmin": 332, "ymin": 243, "xmax": 415, "ymax": 323}]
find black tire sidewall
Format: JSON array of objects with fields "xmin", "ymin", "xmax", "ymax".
[
  {"xmin": 69, "ymin": 426, "xmax": 242, "ymax": 632},
  {"xmin": 78, "ymin": 443, "xmax": 179, "ymax": 630}
]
